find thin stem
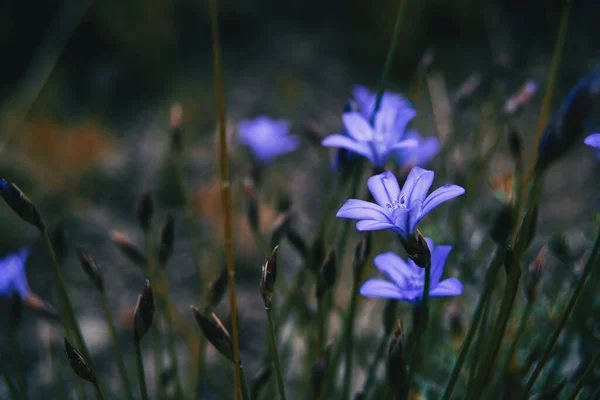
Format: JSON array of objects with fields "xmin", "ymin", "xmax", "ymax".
[
  {"xmin": 266, "ymin": 309, "xmax": 287, "ymax": 400},
  {"xmin": 208, "ymin": 0, "xmax": 242, "ymax": 398},
  {"xmin": 161, "ymin": 263, "xmax": 184, "ymax": 398},
  {"xmin": 239, "ymin": 364, "xmax": 251, "ymax": 400},
  {"xmin": 0, "ymin": 356, "xmax": 20, "ymax": 400},
  {"xmin": 467, "ymin": 290, "xmax": 492, "ymax": 388},
  {"xmin": 441, "ymin": 248, "xmax": 505, "ymax": 400},
  {"xmin": 468, "ymin": 261, "xmax": 521, "ymax": 400},
  {"xmin": 41, "ymin": 230, "xmax": 103, "ymax": 392},
  {"xmin": 134, "ymin": 339, "xmax": 149, "ymax": 400},
  {"xmin": 522, "ymin": 229, "xmax": 600, "ymax": 398},
  {"xmin": 9, "ymin": 323, "xmax": 26, "ymax": 400},
  {"xmin": 568, "ymin": 345, "xmax": 600, "ymax": 400},
  {"xmin": 499, "ymin": 301, "xmax": 534, "ymax": 380},
  {"xmin": 342, "ymin": 279, "xmax": 360, "ymax": 400},
  {"xmin": 93, "ymin": 382, "xmax": 106, "ymax": 400},
  {"xmin": 100, "ymin": 290, "xmax": 134, "ymax": 400},
  {"xmin": 316, "ymin": 296, "xmax": 324, "ymax": 357},
  {"xmin": 146, "ymin": 231, "xmax": 164, "ymax": 399},
  {"xmin": 361, "ymin": 333, "xmax": 388, "ymax": 396}
]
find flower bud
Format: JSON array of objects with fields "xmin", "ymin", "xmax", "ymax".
[
  {"xmin": 286, "ymin": 229, "xmax": 308, "ymax": 258},
  {"xmin": 0, "ymin": 179, "xmax": 44, "ymax": 230},
  {"xmin": 316, "ymin": 251, "xmax": 336, "ymax": 298},
  {"xmin": 490, "ymin": 204, "xmax": 514, "ymax": 244},
  {"xmin": 64, "ymin": 337, "xmax": 96, "ymax": 383},
  {"xmin": 137, "ymin": 192, "xmax": 154, "ymax": 233},
  {"xmin": 133, "ymin": 280, "xmax": 155, "ymax": 342},
  {"xmin": 158, "ymin": 214, "xmax": 175, "ymax": 266},
  {"xmin": 191, "ymin": 307, "xmax": 233, "ymax": 362},
  {"xmin": 400, "ymin": 229, "xmax": 431, "ymax": 268},
  {"xmin": 207, "ymin": 266, "xmax": 228, "ymax": 309},
  {"xmin": 111, "ymin": 231, "xmax": 147, "ymax": 267},
  {"xmin": 260, "ymin": 246, "xmax": 279, "ymax": 310},
  {"xmin": 76, "ymin": 248, "xmax": 104, "ymax": 292}
]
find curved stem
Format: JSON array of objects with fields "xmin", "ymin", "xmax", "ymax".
[
  {"xmin": 134, "ymin": 339, "xmax": 149, "ymax": 400},
  {"xmin": 441, "ymin": 248, "xmax": 504, "ymax": 400},
  {"xmin": 521, "ymin": 229, "xmax": 600, "ymax": 398},
  {"xmin": 100, "ymin": 290, "xmax": 134, "ymax": 400},
  {"xmin": 267, "ymin": 309, "xmax": 287, "ymax": 400}
]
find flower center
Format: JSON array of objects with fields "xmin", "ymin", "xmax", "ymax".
[{"xmin": 385, "ymin": 195, "xmax": 407, "ymax": 211}]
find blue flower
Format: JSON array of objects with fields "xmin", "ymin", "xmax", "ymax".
[
  {"xmin": 359, "ymin": 238, "xmax": 463, "ymax": 304},
  {"xmin": 352, "ymin": 85, "xmax": 412, "ymax": 118},
  {"xmin": 336, "ymin": 167, "xmax": 465, "ymax": 239},
  {"xmin": 237, "ymin": 116, "xmax": 299, "ymax": 164},
  {"xmin": 0, "ymin": 248, "xmax": 31, "ymax": 298},
  {"xmin": 395, "ymin": 129, "xmax": 440, "ymax": 169},
  {"xmin": 322, "ymin": 108, "xmax": 418, "ymax": 169}
]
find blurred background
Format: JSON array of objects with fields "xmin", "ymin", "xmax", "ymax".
[{"xmin": 1, "ymin": 0, "xmax": 600, "ymax": 398}]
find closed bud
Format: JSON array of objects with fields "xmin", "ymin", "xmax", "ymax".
[
  {"xmin": 260, "ymin": 246, "xmax": 279, "ymax": 310},
  {"xmin": 286, "ymin": 229, "xmax": 308, "ymax": 258},
  {"xmin": 207, "ymin": 266, "xmax": 228, "ymax": 308},
  {"xmin": 508, "ymin": 125, "xmax": 523, "ymax": 164},
  {"xmin": 270, "ymin": 212, "xmax": 292, "ymax": 249},
  {"xmin": 170, "ymin": 103, "xmax": 183, "ymax": 153},
  {"xmin": 400, "ymin": 229, "xmax": 431, "ymax": 268},
  {"xmin": 243, "ymin": 178, "xmax": 259, "ymax": 232},
  {"xmin": 64, "ymin": 337, "xmax": 96, "ymax": 383},
  {"xmin": 383, "ymin": 299, "xmax": 398, "ymax": 334},
  {"xmin": 316, "ymin": 251, "xmax": 336, "ymax": 298},
  {"xmin": 133, "ymin": 280, "xmax": 155, "ymax": 342},
  {"xmin": 137, "ymin": 192, "xmax": 154, "ymax": 233},
  {"xmin": 386, "ymin": 321, "xmax": 407, "ymax": 398},
  {"xmin": 0, "ymin": 179, "xmax": 44, "ymax": 230},
  {"xmin": 158, "ymin": 214, "xmax": 175, "ymax": 266},
  {"xmin": 490, "ymin": 204, "xmax": 514, "ymax": 244},
  {"xmin": 353, "ymin": 233, "xmax": 372, "ymax": 281},
  {"xmin": 548, "ymin": 233, "xmax": 572, "ymax": 265},
  {"xmin": 525, "ymin": 247, "xmax": 546, "ymax": 303},
  {"xmin": 191, "ymin": 307, "xmax": 234, "ymax": 362},
  {"xmin": 10, "ymin": 293, "xmax": 22, "ymax": 327},
  {"xmin": 76, "ymin": 248, "xmax": 104, "ymax": 292},
  {"xmin": 504, "ymin": 80, "xmax": 539, "ymax": 115},
  {"xmin": 111, "ymin": 231, "xmax": 147, "ymax": 267}
]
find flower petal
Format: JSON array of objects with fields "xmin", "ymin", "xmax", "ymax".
[
  {"xmin": 356, "ymin": 220, "xmax": 397, "ymax": 232},
  {"xmin": 373, "ymin": 252, "xmax": 416, "ymax": 289},
  {"xmin": 391, "ymin": 108, "xmax": 417, "ymax": 138},
  {"xmin": 367, "ymin": 171, "xmax": 401, "ymax": 209},
  {"xmin": 429, "ymin": 278, "xmax": 463, "ymax": 297},
  {"xmin": 336, "ymin": 199, "xmax": 391, "ymax": 222},
  {"xmin": 374, "ymin": 107, "xmax": 399, "ymax": 135},
  {"xmin": 359, "ymin": 279, "xmax": 403, "ymax": 299},
  {"xmin": 421, "ymin": 184, "xmax": 466, "ymax": 218},
  {"xmin": 397, "ymin": 133, "xmax": 440, "ymax": 168},
  {"xmin": 342, "ymin": 112, "xmax": 374, "ymax": 141},
  {"xmin": 322, "ymin": 135, "xmax": 372, "ymax": 159},
  {"xmin": 389, "ymin": 138, "xmax": 419, "ymax": 150},
  {"xmin": 584, "ymin": 133, "xmax": 600, "ymax": 149},
  {"xmin": 430, "ymin": 245, "xmax": 452, "ymax": 286},
  {"xmin": 400, "ymin": 167, "xmax": 434, "ymax": 208}
]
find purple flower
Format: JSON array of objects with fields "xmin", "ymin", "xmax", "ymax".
[
  {"xmin": 584, "ymin": 133, "xmax": 600, "ymax": 149},
  {"xmin": 352, "ymin": 85, "xmax": 412, "ymax": 118},
  {"xmin": 359, "ymin": 238, "xmax": 463, "ymax": 304},
  {"xmin": 322, "ymin": 108, "xmax": 418, "ymax": 169},
  {"xmin": 0, "ymin": 248, "xmax": 31, "ymax": 297},
  {"xmin": 238, "ymin": 116, "xmax": 299, "ymax": 164},
  {"xmin": 395, "ymin": 130, "xmax": 440, "ymax": 169},
  {"xmin": 336, "ymin": 167, "xmax": 465, "ymax": 239}
]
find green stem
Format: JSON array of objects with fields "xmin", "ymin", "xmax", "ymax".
[
  {"xmin": 316, "ymin": 296, "xmax": 324, "ymax": 357},
  {"xmin": 467, "ymin": 290, "xmax": 492, "ymax": 388},
  {"xmin": 41, "ymin": 230, "xmax": 103, "ymax": 393},
  {"xmin": 9, "ymin": 323, "xmax": 26, "ymax": 400},
  {"xmin": 468, "ymin": 261, "xmax": 521, "ymax": 400},
  {"xmin": 342, "ymin": 280, "xmax": 360, "ymax": 400},
  {"xmin": 568, "ymin": 345, "xmax": 600, "ymax": 400},
  {"xmin": 441, "ymin": 247, "xmax": 505, "ymax": 400},
  {"xmin": 521, "ymin": 229, "xmax": 600, "ymax": 398},
  {"xmin": 361, "ymin": 334, "xmax": 388, "ymax": 397},
  {"xmin": 499, "ymin": 301, "xmax": 534, "ymax": 379},
  {"xmin": 100, "ymin": 290, "xmax": 134, "ymax": 400},
  {"xmin": 146, "ymin": 231, "xmax": 164, "ymax": 399},
  {"xmin": 93, "ymin": 381, "xmax": 106, "ymax": 400},
  {"xmin": 134, "ymin": 339, "xmax": 149, "ymax": 400},
  {"xmin": 0, "ymin": 356, "xmax": 20, "ymax": 400},
  {"xmin": 239, "ymin": 364, "xmax": 251, "ymax": 400},
  {"xmin": 161, "ymin": 264, "xmax": 183, "ymax": 398},
  {"xmin": 266, "ymin": 309, "xmax": 287, "ymax": 400}
]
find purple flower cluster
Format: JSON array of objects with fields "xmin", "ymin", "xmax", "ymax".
[
  {"xmin": 585, "ymin": 133, "xmax": 600, "ymax": 158},
  {"xmin": 237, "ymin": 116, "xmax": 299, "ymax": 164}
]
